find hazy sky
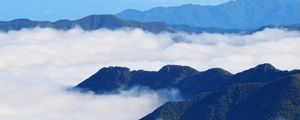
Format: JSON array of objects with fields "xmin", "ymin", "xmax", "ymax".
[{"xmin": 0, "ymin": 0, "xmax": 230, "ymax": 21}]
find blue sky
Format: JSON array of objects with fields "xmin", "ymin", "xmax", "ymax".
[{"xmin": 0, "ymin": 0, "xmax": 230, "ymax": 21}]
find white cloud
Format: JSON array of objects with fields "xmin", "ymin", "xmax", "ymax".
[
  {"xmin": 0, "ymin": 84, "xmax": 179, "ymax": 120},
  {"xmin": 0, "ymin": 28, "xmax": 299, "ymax": 119}
]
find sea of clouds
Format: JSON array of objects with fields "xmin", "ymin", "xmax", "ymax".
[{"xmin": 0, "ymin": 28, "xmax": 299, "ymax": 119}]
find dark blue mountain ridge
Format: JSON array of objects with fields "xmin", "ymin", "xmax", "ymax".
[
  {"xmin": 74, "ymin": 63, "xmax": 300, "ymax": 99},
  {"xmin": 0, "ymin": 15, "xmax": 174, "ymax": 33},
  {"xmin": 117, "ymin": 0, "xmax": 300, "ymax": 29},
  {"xmin": 72, "ymin": 64, "xmax": 300, "ymax": 120},
  {"xmin": 0, "ymin": 14, "xmax": 251, "ymax": 34},
  {"xmin": 1, "ymin": 14, "xmax": 300, "ymax": 34}
]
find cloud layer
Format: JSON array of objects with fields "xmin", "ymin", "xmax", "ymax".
[
  {"xmin": 0, "ymin": 28, "xmax": 299, "ymax": 119},
  {"xmin": 1, "ymin": 28, "xmax": 299, "ymax": 74}
]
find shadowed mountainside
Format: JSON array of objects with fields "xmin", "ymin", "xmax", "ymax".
[
  {"xmin": 74, "ymin": 64, "xmax": 300, "ymax": 119},
  {"xmin": 142, "ymin": 74, "xmax": 300, "ymax": 120},
  {"xmin": 74, "ymin": 63, "xmax": 300, "ymax": 120},
  {"xmin": 74, "ymin": 64, "xmax": 300, "ymax": 99}
]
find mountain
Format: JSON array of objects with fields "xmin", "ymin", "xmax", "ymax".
[
  {"xmin": 117, "ymin": 0, "xmax": 300, "ymax": 29},
  {"xmin": 142, "ymin": 74, "xmax": 300, "ymax": 120},
  {"xmin": 0, "ymin": 14, "xmax": 253, "ymax": 34},
  {"xmin": 261, "ymin": 23, "xmax": 300, "ymax": 31},
  {"xmin": 75, "ymin": 65, "xmax": 232, "ymax": 98},
  {"xmin": 230, "ymin": 63, "xmax": 289, "ymax": 83},
  {"xmin": 0, "ymin": 14, "xmax": 245, "ymax": 34},
  {"xmin": 74, "ymin": 64, "xmax": 300, "ymax": 99},
  {"xmin": 1, "ymin": 14, "xmax": 300, "ymax": 34},
  {"xmin": 0, "ymin": 15, "xmax": 174, "ymax": 33},
  {"xmin": 74, "ymin": 64, "xmax": 300, "ymax": 119},
  {"xmin": 75, "ymin": 64, "xmax": 236, "ymax": 98}
]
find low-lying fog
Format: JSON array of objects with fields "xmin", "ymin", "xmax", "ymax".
[{"xmin": 0, "ymin": 28, "xmax": 299, "ymax": 119}]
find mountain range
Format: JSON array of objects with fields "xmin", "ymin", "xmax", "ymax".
[
  {"xmin": 117, "ymin": 0, "xmax": 300, "ymax": 29},
  {"xmin": 1, "ymin": 15, "xmax": 300, "ymax": 34},
  {"xmin": 0, "ymin": 15, "xmax": 175, "ymax": 33},
  {"xmin": 0, "ymin": 14, "xmax": 254, "ymax": 34},
  {"xmin": 74, "ymin": 64, "xmax": 300, "ymax": 119}
]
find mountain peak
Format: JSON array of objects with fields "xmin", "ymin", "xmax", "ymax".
[
  {"xmin": 204, "ymin": 68, "xmax": 233, "ymax": 76},
  {"xmin": 238, "ymin": 63, "xmax": 278, "ymax": 75},
  {"xmin": 121, "ymin": 9, "xmax": 142, "ymax": 13},
  {"xmin": 233, "ymin": 63, "xmax": 284, "ymax": 83},
  {"xmin": 10, "ymin": 18, "xmax": 32, "ymax": 22},
  {"xmin": 253, "ymin": 63, "xmax": 278, "ymax": 73},
  {"xmin": 79, "ymin": 14, "xmax": 120, "ymax": 20},
  {"xmin": 75, "ymin": 66, "xmax": 131, "ymax": 93},
  {"xmin": 159, "ymin": 65, "xmax": 198, "ymax": 73},
  {"xmin": 95, "ymin": 66, "xmax": 131, "ymax": 80},
  {"xmin": 98, "ymin": 66, "xmax": 130, "ymax": 72}
]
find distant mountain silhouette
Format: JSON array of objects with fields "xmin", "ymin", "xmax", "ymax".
[
  {"xmin": 0, "ymin": 15, "xmax": 174, "ymax": 33},
  {"xmin": 117, "ymin": 0, "xmax": 300, "ymax": 29},
  {"xmin": 0, "ymin": 14, "xmax": 253, "ymax": 34},
  {"xmin": 1, "ymin": 14, "xmax": 299, "ymax": 34},
  {"xmin": 256, "ymin": 23, "xmax": 300, "ymax": 31}
]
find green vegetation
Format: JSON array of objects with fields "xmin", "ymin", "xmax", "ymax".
[{"xmin": 142, "ymin": 74, "xmax": 300, "ymax": 120}]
